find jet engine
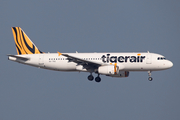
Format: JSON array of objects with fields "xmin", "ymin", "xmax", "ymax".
[
  {"xmin": 98, "ymin": 65, "xmax": 129, "ymax": 77},
  {"xmin": 98, "ymin": 65, "xmax": 119, "ymax": 75}
]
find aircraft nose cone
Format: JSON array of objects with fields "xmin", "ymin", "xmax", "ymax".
[
  {"xmin": 169, "ymin": 61, "xmax": 173, "ymax": 68},
  {"xmin": 167, "ymin": 61, "xmax": 173, "ymax": 68}
]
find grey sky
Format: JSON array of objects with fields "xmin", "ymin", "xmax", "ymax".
[{"xmin": 1, "ymin": 0, "xmax": 180, "ymax": 120}]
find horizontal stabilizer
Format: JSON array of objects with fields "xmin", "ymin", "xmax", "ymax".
[{"xmin": 7, "ymin": 54, "xmax": 30, "ymax": 61}]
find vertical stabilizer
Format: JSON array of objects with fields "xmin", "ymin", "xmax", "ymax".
[{"xmin": 11, "ymin": 27, "xmax": 43, "ymax": 55}]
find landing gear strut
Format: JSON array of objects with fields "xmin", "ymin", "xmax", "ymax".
[{"xmin": 148, "ymin": 71, "xmax": 153, "ymax": 81}]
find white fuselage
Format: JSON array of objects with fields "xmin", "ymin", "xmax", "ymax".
[{"xmin": 8, "ymin": 52, "xmax": 173, "ymax": 72}]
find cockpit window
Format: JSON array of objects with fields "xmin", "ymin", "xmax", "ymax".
[{"xmin": 157, "ymin": 57, "xmax": 166, "ymax": 60}]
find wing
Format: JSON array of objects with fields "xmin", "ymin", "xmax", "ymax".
[{"xmin": 58, "ymin": 52, "xmax": 104, "ymax": 70}]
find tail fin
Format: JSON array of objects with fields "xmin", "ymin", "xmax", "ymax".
[{"xmin": 11, "ymin": 27, "xmax": 43, "ymax": 55}]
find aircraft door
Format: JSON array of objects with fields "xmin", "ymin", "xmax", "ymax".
[
  {"xmin": 146, "ymin": 54, "xmax": 152, "ymax": 64},
  {"xmin": 39, "ymin": 54, "xmax": 44, "ymax": 67}
]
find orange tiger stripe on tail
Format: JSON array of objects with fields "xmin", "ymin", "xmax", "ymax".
[{"xmin": 11, "ymin": 27, "xmax": 43, "ymax": 55}]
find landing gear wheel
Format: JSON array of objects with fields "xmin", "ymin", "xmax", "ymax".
[
  {"xmin": 95, "ymin": 77, "xmax": 101, "ymax": 83},
  {"xmin": 88, "ymin": 75, "xmax": 94, "ymax": 81},
  {"xmin": 148, "ymin": 71, "xmax": 153, "ymax": 81},
  {"xmin": 148, "ymin": 77, "xmax": 153, "ymax": 81}
]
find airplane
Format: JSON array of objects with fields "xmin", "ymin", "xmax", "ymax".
[{"xmin": 8, "ymin": 27, "xmax": 173, "ymax": 82}]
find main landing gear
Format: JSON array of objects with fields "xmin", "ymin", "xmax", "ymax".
[
  {"xmin": 87, "ymin": 74, "xmax": 94, "ymax": 81},
  {"xmin": 95, "ymin": 74, "xmax": 101, "ymax": 83},
  {"xmin": 148, "ymin": 71, "xmax": 153, "ymax": 81},
  {"xmin": 87, "ymin": 74, "xmax": 101, "ymax": 83}
]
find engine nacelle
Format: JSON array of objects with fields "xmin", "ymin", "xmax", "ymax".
[
  {"xmin": 109, "ymin": 71, "xmax": 129, "ymax": 77},
  {"xmin": 98, "ymin": 65, "xmax": 119, "ymax": 75}
]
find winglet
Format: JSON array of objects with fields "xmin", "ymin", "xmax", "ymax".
[{"xmin": 57, "ymin": 51, "xmax": 62, "ymax": 56}]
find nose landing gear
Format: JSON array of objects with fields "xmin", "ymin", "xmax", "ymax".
[{"xmin": 148, "ymin": 71, "xmax": 153, "ymax": 81}]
